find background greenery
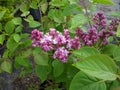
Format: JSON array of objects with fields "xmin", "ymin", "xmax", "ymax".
[{"xmin": 0, "ymin": 0, "xmax": 120, "ymax": 90}]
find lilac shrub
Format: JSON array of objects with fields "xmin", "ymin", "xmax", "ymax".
[{"xmin": 30, "ymin": 12, "xmax": 120, "ymax": 62}]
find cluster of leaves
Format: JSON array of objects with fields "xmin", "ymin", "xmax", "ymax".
[
  {"xmin": 0, "ymin": 6, "xmax": 14, "ymax": 26},
  {"xmin": 1, "ymin": 0, "xmax": 120, "ymax": 90},
  {"xmin": 70, "ymin": 45, "xmax": 120, "ymax": 90},
  {"xmin": 0, "ymin": 0, "xmax": 41, "ymax": 74}
]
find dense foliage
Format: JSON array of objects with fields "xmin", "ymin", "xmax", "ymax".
[{"xmin": 0, "ymin": 0, "xmax": 120, "ymax": 90}]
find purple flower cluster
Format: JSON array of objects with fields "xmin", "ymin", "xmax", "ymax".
[
  {"xmin": 84, "ymin": 28, "xmax": 98, "ymax": 45},
  {"xmin": 76, "ymin": 11, "xmax": 119, "ymax": 45},
  {"xmin": 30, "ymin": 28, "xmax": 81, "ymax": 62},
  {"xmin": 31, "ymin": 12, "xmax": 120, "ymax": 63},
  {"xmin": 92, "ymin": 11, "xmax": 119, "ymax": 45},
  {"xmin": 99, "ymin": 30, "xmax": 115, "ymax": 44},
  {"xmin": 93, "ymin": 11, "xmax": 107, "ymax": 29},
  {"xmin": 76, "ymin": 27, "xmax": 98, "ymax": 45},
  {"xmin": 108, "ymin": 18, "xmax": 120, "ymax": 31},
  {"xmin": 53, "ymin": 47, "xmax": 69, "ymax": 62},
  {"xmin": 30, "ymin": 29, "xmax": 43, "ymax": 47},
  {"xmin": 66, "ymin": 36, "xmax": 81, "ymax": 49}
]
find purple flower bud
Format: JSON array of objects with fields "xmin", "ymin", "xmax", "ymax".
[
  {"xmin": 99, "ymin": 29, "xmax": 115, "ymax": 45},
  {"xmin": 108, "ymin": 18, "xmax": 120, "ymax": 31},
  {"xmin": 101, "ymin": 20, "xmax": 106, "ymax": 28},
  {"xmin": 64, "ymin": 29, "xmax": 70, "ymax": 39},
  {"xmin": 97, "ymin": 11, "xmax": 104, "ymax": 16},
  {"xmin": 86, "ymin": 41, "xmax": 92, "ymax": 46},
  {"xmin": 108, "ymin": 25, "xmax": 112, "ymax": 30},
  {"xmin": 102, "ymin": 38, "xmax": 108, "ymax": 45},
  {"xmin": 49, "ymin": 28, "xmax": 56, "ymax": 36},
  {"xmin": 93, "ymin": 24, "xmax": 98, "ymax": 29},
  {"xmin": 114, "ymin": 25, "xmax": 118, "ymax": 31},
  {"xmin": 32, "ymin": 40, "xmax": 41, "ymax": 47},
  {"xmin": 76, "ymin": 27, "xmax": 85, "ymax": 38},
  {"xmin": 66, "ymin": 40, "xmax": 72, "ymax": 49}
]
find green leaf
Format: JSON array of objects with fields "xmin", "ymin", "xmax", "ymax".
[
  {"xmin": 48, "ymin": 9, "xmax": 64, "ymax": 23},
  {"xmin": 93, "ymin": 0, "xmax": 115, "ymax": 5},
  {"xmin": 13, "ymin": 34, "xmax": 21, "ymax": 43},
  {"xmin": 110, "ymin": 80, "xmax": 120, "ymax": 90},
  {"xmin": 2, "ymin": 50, "xmax": 9, "ymax": 58},
  {"xmin": 56, "ymin": 64, "xmax": 79, "ymax": 85},
  {"xmin": 0, "ymin": 68, "xmax": 2, "ymax": 73},
  {"xmin": 29, "ymin": 21, "xmax": 41, "ymax": 28},
  {"xmin": 52, "ymin": 60, "xmax": 64, "ymax": 77},
  {"xmin": 1, "ymin": 61, "xmax": 12, "ymax": 73},
  {"xmin": 48, "ymin": 9, "xmax": 55, "ymax": 19},
  {"xmin": 35, "ymin": 65, "xmax": 50, "ymax": 82},
  {"xmin": 74, "ymin": 54, "xmax": 118, "ymax": 80},
  {"xmin": 41, "ymin": 3, "xmax": 48, "ymax": 14},
  {"xmin": 21, "ymin": 11, "xmax": 30, "ymax": 17},
  {"xmin": 15, "ymin": 56, "xmax": 30, "ymax": 67},
  {"xmin": 50, "ymin": 0, "xmax": 65, "ymax": 7},
  {"xmin": 14, "ymin": 59, "xmax": 21, "ymax": 69},
  {"xmin": 68, "ymin": 0, "xmax": 79, "ymax": 4},
  {"xmin": 20, "ymin": 4, "xmax": 29, "ymax": 12},
  {"xmin": 111, "ymin": 11, "xmax": 120, "ymax": 18},
  {"xmin": 12, "ymin": 17, "xmax": 22, "ymax": 25},
  {"xmin": 63, "ymin": 4, "xmax": 82, "ymax": 16},
  {"xmin": 0, "ymin": 34, "xmax": 5, "ymax": 45},
  {"xmin": 5, "ymin": 21, "xmax": 15, "ymax": 34},
  {"xmin": 22, "ymin": 39, "xmax": 31, "ymax": 47},
  {"xmin": 24, "ymin": 15, "xmax": 34, "ymax": 22},
  {"xmin": 54, "ymin": 63, "xmax": 79, "ymax": 87},
  {"xmin": 69, "ymin": 71, "xmax": 106, "ymax": 90},
  {"xmin": 21, "ymin": 49, "xmax": 32, "ymax": 58},
  {"xmin": 0, "ymin": 58, "xmax": 3, "ymax": 64},
  {"xmin": 113, "ymin": 47, "xmax": 120, "ymax": 61},
  {"xmin": 116, "ymin": 23, "xmax": 120, "ymax": 37},
  {"xmin": 0, "ymin": 11, "xmax": 6, "ymax": 20},
  {"xmin": 66, "ymin": 64, "xmax": 79, "ymax": 78},
  {"xmin": 54, "ymin": 10, "xmax": 64, "ymax": 23},
  {"xmin": 15, "ymin": 25, "xmax": 23, "ymax": 33},
  {"xmin": 73, "ymin": 47, "xmax": 100, "ymax": 58},
  {"xmin": 102, "ymin": 44, "xmax": 117, "ymax": 56},
  {"xmin": 33, "ymin": 48, "xmax": 49, "ymax": 65},
  {"xmin": 30, "ymin": 1, "xmax": 38, "ymax": 9},
  {"xmin": 7, "ymin": 37, "xmax": 19, "ymax": 51},
  {"xmin": 69, "ymin": 14, "xmax": 87, "ymax": 29},
  {"xmin": 21, "ymin": 33, "xmax": 30, "ymax": 38}
]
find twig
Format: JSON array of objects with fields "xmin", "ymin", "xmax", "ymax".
[
  {"xmin": 39, "ymin": 6, "xmax": 44, "ymax": 32},
  {"xmin": 80, "ymin": 0, "xmax": 92, "ymax": 28},
  {"xmin": 11, "ymin": 0, "xmax": 26, "ymax": 16}
]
